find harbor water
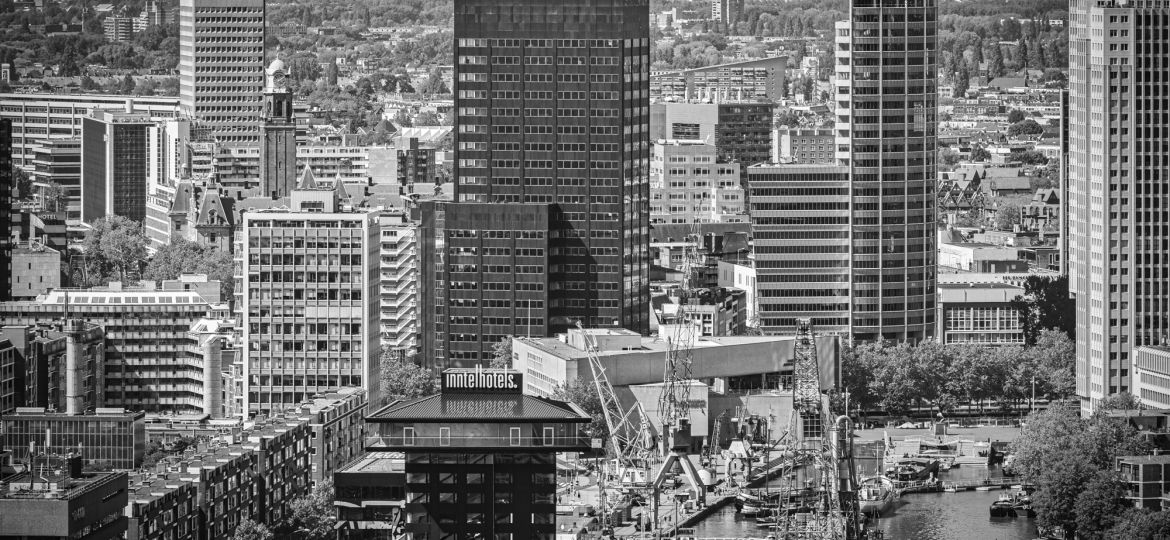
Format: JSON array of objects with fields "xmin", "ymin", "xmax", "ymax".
[{"xmin": 692, "ymin": 442, "xmax": 1037, "ymax": 540}]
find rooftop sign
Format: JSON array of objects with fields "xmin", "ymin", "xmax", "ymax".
[{"xmin": 441, "ymin": 368, "xmax": 523, "ymax": 395}]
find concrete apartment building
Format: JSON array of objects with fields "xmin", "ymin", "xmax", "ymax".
[
  {"xmin": 747, "ymin": 163, "xmax": 851, "ymax": 336},
  {"xmin": 773, "ymin": 127, "xmax": 835, "ymax": 164},
  {"xmin": 29, "ymin": 138, "xmax": 81, "ymax": 219},
  {"xmin": 126, "ymin": 473, "xmax": 199, "ymax": 540},
  {"xmin": 1068, "ymin": 0, "xmax": 1168, "ymax": 413},
  {"xmin": 0, "ymin": 93, "xmax": 181, "ymax": 170},
  {"xmin": 178, "ymin": 0, "xmax": 266, "ymax": 143},
  {"xmin": 1133, "ymin": 346, "xmax": 1170, "ymax": 408},
  {"xmin": 378, "ymin": 212, "xmax": 417, "ymax": 357},
  {"xmin": 834, "ymin": 0, "xmax": 939, "ymax": 342},
  {"xmin": 651, "ymin": 56, "xmax": 788, "ymax": 101},
  {"xmin": 239, "ymin": 184, "xmax": 381, "ymax": 415},
  {"xmin": 0, "ymin": 277, "xmax": 226, "ymax": 414},
  {"xmin": 650, "ymin": 140, "xmax": 745, "ymax": 224}
]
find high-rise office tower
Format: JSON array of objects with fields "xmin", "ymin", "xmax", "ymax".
[
  {"xmin": 446, "ymin": 0, "xmax": 651, "ymax": 342},
  {"xmin": 178, "ymin": 0, "xmax": 265, "ymax": 144},
  {"xmin": 1, "ymin": 118, "xmax": 11, "ymax": 301},
  {"xmin": 748, "ymin": 163, "xmax": 852, "ymax": 336},
  {"xmin": 1069, "ymin": 2, "xmax": 1167, "ymax": 413},
  {"xmin": 834, "ymin": 2, "xmax": 938, "ymax": 342},
  {"xmin": 81, "ymin": 105, "xmax": 173, "ymax": 227},
  {"xmin": 259, "ymin": 59, "xmax": 297, "ymax": 199},
  {"xmin": 239, "ymin": 182, "xmax": 380, "ymax": 416}
]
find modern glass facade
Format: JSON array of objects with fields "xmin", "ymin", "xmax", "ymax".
[
  {"xmin": 749, "ymin": 164, "xmax": 852, "ymax": 336},
  {"xmin": 1, "ymin": 409, "xmax": 146, "ymax": 470},
  {"xmin": 835, "ymin": 0, "xmax": 939, "ymax": 342}
]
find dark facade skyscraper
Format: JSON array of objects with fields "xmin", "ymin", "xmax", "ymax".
[
  {"xmin": 834, "ymin": 2, "xmax": 938, "ymax": 342},
  {"xmin": 430, "ymin": 0, "xmax": 651, "ymax": 368}
]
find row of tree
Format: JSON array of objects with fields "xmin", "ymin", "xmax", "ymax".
[{"xmin": 841, "ymin": 328, "xmax": 1074, "ymax": 416}]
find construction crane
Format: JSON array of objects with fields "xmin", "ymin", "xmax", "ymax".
[
  {"xmin": 649, "ymin": 219, "xmax": 707, "ymax": 531},
  {"xmin": 765, "ymin": 319, "xmax": 865, "ymax": 540},
  {"xmin": 575, "ymin": 322, "xmax": 655, "ymax": 529}
]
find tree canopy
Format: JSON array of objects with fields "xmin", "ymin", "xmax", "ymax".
[
  {"xmin": 841, "ymin": 332, "xmax": 1075, "ymax": 416},
  {"xmin": 143, "ymin": 238, "xmax": 235, "ymax": 299},
  {"xmin": 377, "ymin": 348, "xmax": 438, "ymax": 406},
  {"xmin": 1010, "ymin": 276, "xmax": 1075, "ymax": 344},
  {"xmin": 81, "ymin": 216, "xmax": 149, "ymax": 287}
]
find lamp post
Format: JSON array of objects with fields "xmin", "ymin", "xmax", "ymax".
[{"xmin": 1030, "ymin": 375, "xmax": 1036, "ymax": 415}]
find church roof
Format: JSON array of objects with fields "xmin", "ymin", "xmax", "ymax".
[
  {"xmin": 197, "ymin": 187, "xmax": 233, "ymax": 228},
  {"xmin": 297, "ymin": 165, "xmax": 318, "ymax": 190},
  {"xmin": 169, "ymin": 182, "xmax": 194, "ymax": 215}
]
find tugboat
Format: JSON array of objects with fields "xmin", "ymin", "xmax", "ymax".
[
  {"xmin": 989, "ymin": 493, "xmax": 1016, "ymax": 518},
  {"xmin": 858, "ymin": 476, "xmax": 897, "ymax": 517},
  {"xmin": 1011, "ymin": 486, "xmax": 1036, "ymax": 518}
]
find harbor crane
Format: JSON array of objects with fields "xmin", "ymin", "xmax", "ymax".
[
  {"xmin": 651, "ymin": 219, "xmax": 707, "ymax": 529},
  {"xmin": 766, "ymin": 319, "xmax": 865, "ymax": 540}
]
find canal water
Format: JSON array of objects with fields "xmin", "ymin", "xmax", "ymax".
[{"xmin": 692, "ymin": 442, "xmax": 1037, "ymax": 540}]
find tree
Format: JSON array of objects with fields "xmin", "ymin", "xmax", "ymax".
[
  {"xmin": 970, "ymin": 146, "xmax": 991, "ymax": 161},
  {"xmin": 377, "ymin": 349, "xmax": 438, "ymax": 406},
  {"xmin": 11, "ymin": 166, "xmax": 32, "ymax": 199},
  {"xmin": 282, "ymin": 481, "xmax": 337, "ymax": 540},
  {"xmin": 418, "ymin": 67, "xmax": 449, "ymax": 95},
  {"xmin": 143, "ymin": 238, "xmax": 236, "ymax": 299},
  {"xmin": 1027, "ymin": 329, "xmax": 1076, "ymax": 399},
  {"xmin": 490, "ymin": 337, "xmax": 512, "ymax": 369},
  {"xmin": 1007, "ymin": 109, "xmax": 1026, "ymax": 123},
  {"xmin": 840, "ymin": 342, "xmax": 880, "ymax": 413},
  {"xmin": 1099, "ymin": 392, "xmax": 1142, "ymax": 411},
  {"xmin": 952, "ymin": 62, "xmax": 970, "ymax": 97},
  {"xmin": 392, "ymin": 109, "xmax": 412, "ymax": 127},
  {"xmin": 82, "ymin": 216, "xmax": 149, "ymax": 286},
  {"xmin": 118, "ymin": 74, "xmax": 136, "ymax": 94},
  {"xmin": 1074, "ymin": 470, "xmax": 1129, "ymax": 540},
  {"xmin": 1010, "ymin": 275, "xmax": 1075, "ymax": 344},
  {"xmin": 413, "ymin": 110, "xmax": 440, "ymax": 126},
  {"xmin": 41, "ymin": 181, "xmax": 69, "ymax": 213},
  {"xmin": 995, "ymin": 202, "xmax": 1021, "ymax": 231},
  {"xmin": 1013, "ymin": 402, "xmax": 1152, "ymax": 537},
  {"xmin": 986, "ymin": 44, "xmax": 1005, "ymax": 78},
  {"xmin": 1109, "ymin": 508, "xmax": 1170, "ymax": 539},
  {"xmin": 232, "ymin": 519, "xmax": 273, "ymax": 540},
  {"xmin": 1008, "ymin": 119, "xmax": 1045, "ymax": 137},
  {"xmin": 553, "ymin": 378, "xmax": 607, "ymax": 441}
]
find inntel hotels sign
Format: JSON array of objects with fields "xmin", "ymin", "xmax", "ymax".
[{"xmin": 441, "ymin": 368, "xmax": 523, "ymax": 394}]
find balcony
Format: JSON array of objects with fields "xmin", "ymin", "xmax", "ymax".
[{"xmin": 365, "ymin": 433, "xmax": 592, "ymax": 452}]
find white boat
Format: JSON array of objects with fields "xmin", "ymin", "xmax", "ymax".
[{"xmin": 858, "ymin": 477, "xmax": 897, "ymax": 517}]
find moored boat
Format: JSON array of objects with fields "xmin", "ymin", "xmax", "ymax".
[
  {"xmin": 858, "ymin": 476, "xmax": 897, "ymax": 517},
  {"xmin": 884, "ymin": 457, "xmax": 941, "ymax": 483},
  {"xmin": 990, "ymin": 494, "xmax": 1016, "ymax": 518}
]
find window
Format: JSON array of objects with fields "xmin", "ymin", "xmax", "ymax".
[
  {"xmin": 543, "ymin": 427, "xmax": 555, "ymax": 446},
  {"xmin": 440, "ymin": 427, "xmax": 451, "ymax": 446},
  {"xmin": 509, "ymin": 427, "xmax": 521, "ymax": 446},
  {"xmin": 403, "ymin": 427, "xmax": 415, "ymax": 446}
]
